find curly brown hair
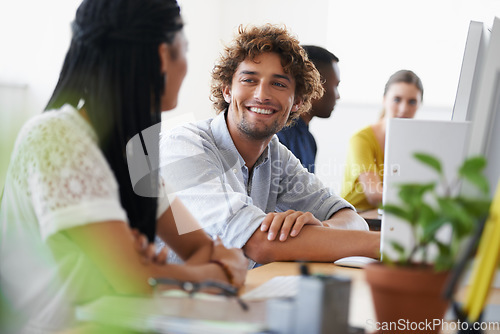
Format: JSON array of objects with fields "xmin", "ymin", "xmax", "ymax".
[{"xmin": 210, "ymin": 24, "xmax": 324, "ymax": 126}]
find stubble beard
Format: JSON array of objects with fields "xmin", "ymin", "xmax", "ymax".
[{"xmin": 238, "ymin": 111, "xmax": 285, "ymax": 140}]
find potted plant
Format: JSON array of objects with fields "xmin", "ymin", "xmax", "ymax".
[{"xmin": 365, "ymin": 152, "xmax": 491, "ymax": 334}]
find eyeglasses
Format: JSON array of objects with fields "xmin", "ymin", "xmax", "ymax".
[{"xmin": 148, "ymin": 277, "xmax": 249, "ymax": 311}]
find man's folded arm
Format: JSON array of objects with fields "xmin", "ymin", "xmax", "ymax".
[
  {"xmin": 242, "ymin": 225, "xmax": 380, "ymax": 264},
  {"xmin": 275, "ymin": 144, "xmax": 367, "ymax": 230},
  {"xmin": 322, "ymin": 207, "xmax": 369, "ymax": 230}
]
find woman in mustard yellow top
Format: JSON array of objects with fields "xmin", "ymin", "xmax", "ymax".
[{"xmin": 341, "ymin": 70, "xmax": 424, "ymax": 211}]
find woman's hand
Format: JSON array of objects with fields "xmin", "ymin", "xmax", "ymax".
[
  {"xmin": 131, "ymin": 228, "xmax": 168, "ymax": 265},
  {"xmin": 210, "ymin": 237, "xmax": 248, "ymax": 287}
]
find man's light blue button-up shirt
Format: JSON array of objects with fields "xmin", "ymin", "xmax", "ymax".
[{"xmin": 159, "ymin": 112, "xmax": 354, "ymax": 268}]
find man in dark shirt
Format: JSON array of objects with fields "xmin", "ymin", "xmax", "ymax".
[{"xmin": 277, "ymin": 45, "xmax": 340, "ymax": 173}]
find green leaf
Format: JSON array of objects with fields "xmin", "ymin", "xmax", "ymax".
[
  {"xmin": 421, "ymin": 217, "xmax": 447, "ymax": 244},
  {"xmin": 382, "ymin": 152, "xmax": 491, "ymax": 269},
  {"xmin": 391, "ymin": 241, "xmax": 406, "ymax": 255},
  {"xmin": 464, "ymin": 173, "xmax": 490, "ymax": 195},
  {"xmin": 437, "ymin": 198, "xmax": 474, "ymax": 237},
  {"xmin": 390, "ymin": 241, "xmax": 408, "ymax": 264},
  {"xmin": 459, "ymin": 156, "xmax": 487, "ymax": 175},
  {"xmin": 416, "ymin": 203, "xmax": 437, "ymax": 229},
  {"xmin": 414, "ymin": 152, "xmax": 442, "ymax": 175},
  {"xmin": 433, "ymin": 241, "xmax": 454, "ymax": 271},
  {"xmin": 381, "ymin": 252, "xmax": 397, "ymax": 266},
  {"xmin": 459, "ymin": 156, "xmax": 489, "ymax": 194},
  {"xmin": 398, "ymin": 183, "xmax": 435, "ymax": 207},
  {"xmin": 382, "ymin": 204, "xmax": 412, "ymax": 223},
  {"xmin": 434, "ymin": 253, "xmax": 454, "ymax": 271},
  {"xmin": 456, "ymin": 197, "xmax": 491, "ymax": 217},
  {"xmin": 435, "ymin": 240, "xmax": 451, "ymax": 257},
  {"xmin": 416, "ymin": 203, "xmax": 440, "ymax": 243}
]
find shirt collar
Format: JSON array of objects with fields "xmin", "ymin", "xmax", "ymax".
[
  {"xmin": 211, "ymin": 111, "xmax": 270, "ymax": 169},
  {"xmin": 211, "ymin": 112, "xmax": 246, "ymax": 169}
]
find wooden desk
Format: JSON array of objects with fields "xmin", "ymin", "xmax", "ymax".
[
  {"xmin": 244, "ymin": 262, "xmax": 500, "ymax": 334},
  {"xmin": 76, "ymin": 262, "xmax": 500, "ymax": 333}
]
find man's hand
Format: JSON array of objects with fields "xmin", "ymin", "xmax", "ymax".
[
  {"xmin": 210, "ymin": 237, "xmax": 248, "ymax": 287},
  {"xmin": 260, "ymin": 210, "xmax": 322, "ymax": 242},
  {"xmin": 131, "ymin": 228, "xmax": 169, "ymax": 265}
]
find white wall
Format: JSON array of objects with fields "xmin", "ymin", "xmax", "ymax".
[
  {"xmin": 168, "ymin": 0, "xmax": 500, "ymax": 191},
  {"xmin": 1, "ymin": 0, "xmax": 499, "ymax": 190},
  {"xmin": 0, "ymin": 0, "xmax": 82, "ymax": 189}
]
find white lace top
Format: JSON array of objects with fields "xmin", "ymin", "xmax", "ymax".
[{"xmin": 0, "ymin": 104, "xmax": 169, "ymax": 333}]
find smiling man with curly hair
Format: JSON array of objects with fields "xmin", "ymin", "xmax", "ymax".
[{"xmin": 160, "ymin": 24, "xmax": 379, "ymax": 268}]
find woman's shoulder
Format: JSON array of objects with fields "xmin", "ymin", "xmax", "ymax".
[
  {"xmin": 351, "ymin": 125, "xmax": 376, "ymax": 141},
  {"xmin": 14, "ymin": 105, "xmax": 95, "ymax": 153},
  {"xmin": 8, "ymin": 105, "xmax": 102, "ymax": 185}
]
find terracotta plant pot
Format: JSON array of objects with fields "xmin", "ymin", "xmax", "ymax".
[{"xmin": 365, "ymin": 263, "xmax": 451, "ymax": 334}]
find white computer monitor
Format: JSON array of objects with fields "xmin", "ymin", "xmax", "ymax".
[
  {"xmin": 380, "ymin": 119, "xmax": 470, "ymax": 262},
  {"xmin": 454, "ymin": 16, "xmax": 500, "ymax": 304},
  {"xmin": 452, "ymin": 21, "xmax": 490, "ymax": 122},
  {"xmin": 380, "ymin": 17, "xmax": 500, "ymax": 263},
  {"xmin": 464, "ymin": 16, "xmax": 500, "ymax": 197}
]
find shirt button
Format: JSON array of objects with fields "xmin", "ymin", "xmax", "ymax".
[{"xmin": 232, "ymin": 168, "xmax": 238, "ymax": 174}]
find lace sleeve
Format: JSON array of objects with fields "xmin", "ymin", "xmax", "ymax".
[{"xmin": 10, "ymin": 108, "xmax": 127, "ymax": 240}]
